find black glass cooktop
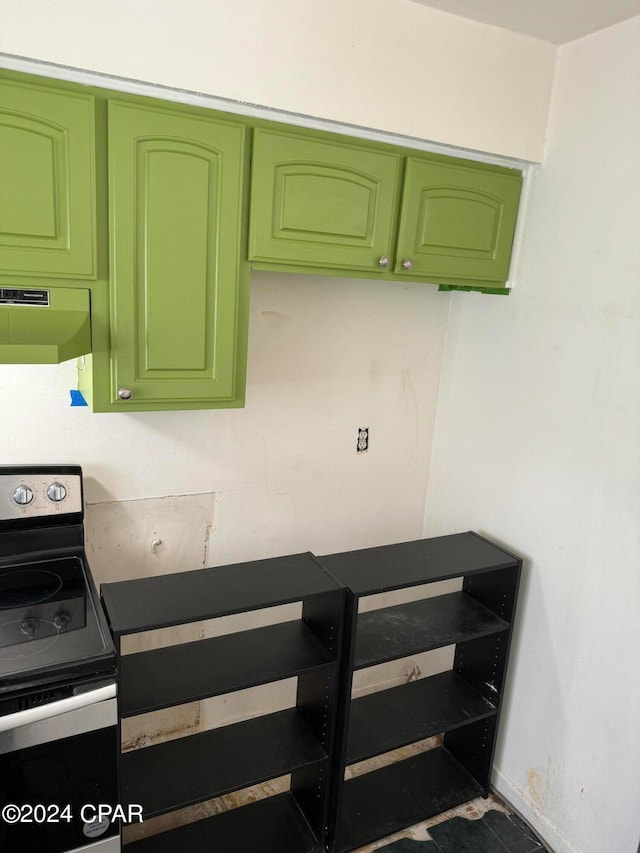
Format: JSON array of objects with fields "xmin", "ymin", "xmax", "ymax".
[{"xmin": 0, "ymin": 555, "xmax": 115, "ymax": 692}]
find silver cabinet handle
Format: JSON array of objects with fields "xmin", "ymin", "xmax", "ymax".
[
  {"xmin": 118, "ymin": 388, "xmax": 133, "ymax": 400},
  {"xmin": 402, "ymin": 259, "xmax": 414, "ymax": 271},
  {"xmin": 378, "ymin": 256, "xmax": 390, "ymax": 268}
]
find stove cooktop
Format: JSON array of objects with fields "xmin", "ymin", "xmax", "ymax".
[
  {"xmin": 0, "ymin": 466, "xmax": 116, "ymax": 703},
  {"xmin": 0, "ymin": 553, "xmax": 115, "ymax": 693}
]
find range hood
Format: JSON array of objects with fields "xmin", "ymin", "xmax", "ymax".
[{"xmin": 0, "ymin": 287, "xmax": 91, "ymax": 364}]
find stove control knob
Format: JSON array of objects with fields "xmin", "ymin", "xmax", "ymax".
[
  {"xmin": 53, "ymin": 610, "xmax": 72, "ymax": 632},
  {"xmin": 47, "ymin": 482, "xmax": 68, "ymax": 503},
  {"xmin": 12, "ymin": 484, "xmax": 34, "ymax": 506},
  {"xmin": 20, "ymin": 618, "xmax": 40, "ymax": 639}
]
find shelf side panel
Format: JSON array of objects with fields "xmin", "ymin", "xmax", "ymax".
[
  {"xmin": 301, "ymin": 587, "xmax": 345, "ymax": 659},
  {"xmin": 453, "ymin": 561, "xmax": 521, "ymax": 791},
  {"xmin": 291, "ymin": 763, "xmax": 328, "ymax": 848},
  {"xmin": 463, "ymin": 563, "xmax": 521, "ymax": 622},
  {"xmin": 326, "ymin": 591, "xmax": 359, "ymax": 853},
  {"xmin": 444, "ymin": 715, "xmax": 498, "ymax": 794},
  {"xmin": 453, "ymin": 630, "xmax": 511, "ymax": 703}
]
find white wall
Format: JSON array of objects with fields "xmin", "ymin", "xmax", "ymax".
[
  {"xmin": 424, "ymin": 17, "xmax": 640, "ymax": 853},
  {"xmin": 2, "ymin": 272, "xmax": 450, "ymax": 745},
  {"xmin": 0, "ymin": 0, "xmax": 555, "ymax": 161},
  {"xmin": 1, "ymin": 272, "xmax": 448, "ymax": 566},
  {"xmin": 0, "ymin": 0, "xmax": 556, "ymax": 778}
]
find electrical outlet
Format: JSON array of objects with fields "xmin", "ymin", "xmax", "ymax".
[{"xmin": 357, "ymin": 427, "xmax": 369, "ymax": 453}]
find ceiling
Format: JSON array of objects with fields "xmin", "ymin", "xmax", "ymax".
[{"xmin": 411, "ymin": 0, "xmax": 640, "ymax": 44}]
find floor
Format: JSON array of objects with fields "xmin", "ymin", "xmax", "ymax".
[{"xmin": 356, "ymin": 795, "xmax": 547, "ymax": 853}]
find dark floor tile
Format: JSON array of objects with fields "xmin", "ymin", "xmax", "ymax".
[
  {"xmin": 375, "ymin": 841, "xmax": 439, "ymax": 852},
  {"xmin": 483, "ymin": 810, "xmax": 546, "ymax": 853},
  {"xmin": 429, "ymin": 816, "xmax": 509, "ymax": 853}
]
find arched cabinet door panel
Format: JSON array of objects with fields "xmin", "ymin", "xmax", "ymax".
[
  {"xmin": 108, "ymin": 100, "xmax": 247, "ymax": 408},
  {"xmin": 395, "ymin": 157, "xmax": 522, "ymax": 284},
  {"xmin": 249, "ymin": 128, "xmax": 402, "ymax": 273},
  {"xmin": 0, "ymin": 77, "xmax": 96, "ymax": 279}
]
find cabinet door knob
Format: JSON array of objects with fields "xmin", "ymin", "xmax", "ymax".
[
  {"xmin": 378, "ymin": 256, "xmax": 390, "ymax": 268},
  {"xmin": 402, "ymin": 259, "xmax": 414, "ymax": 271},
  {"xmin": 118, "ymin": 388, "xmax": 133, "ymax": 400}
]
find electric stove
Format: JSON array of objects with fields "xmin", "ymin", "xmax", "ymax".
[{"xmin": 0, "ymin": 465, "xmax": 119, "ymax": 853}]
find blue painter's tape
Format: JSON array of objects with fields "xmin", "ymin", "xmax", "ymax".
[{"xmin": 69, "ymin": 390, "xmax": 88, "ymax": 407}]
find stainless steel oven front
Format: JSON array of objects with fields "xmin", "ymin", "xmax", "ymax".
[
  {"xmin": 0, "ymin": 466, "xmax": 119, "ymax": 853},
  {"xmin": 0, "ymin": 679, "xmax": 119, "ymax": 853}
]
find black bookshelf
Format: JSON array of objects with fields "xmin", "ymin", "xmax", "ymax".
[
  {"xmin": 318, "ymin": 531, "xmax": 521, "ymax": 853},
  {"xmin": 101, "ymin": 552, "xmax": 345, "ymax": 853}
]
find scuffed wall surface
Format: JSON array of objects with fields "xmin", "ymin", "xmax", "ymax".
[{"xmin": 85, "ymin": 492, "xmax": 215, "ymax": 590}]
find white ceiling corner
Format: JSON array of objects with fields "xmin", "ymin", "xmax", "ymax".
[{"xmin": 409, "ymin": 0, "xmax": 640, "ymax": 44}]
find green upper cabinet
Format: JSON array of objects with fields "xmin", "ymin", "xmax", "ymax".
[
  {"xmin": 0, "ymin": 75, "xmax": 96, "ymax": 279},
  {"xmin": 249, "ymin": 128, "xmax": 402, "ymax": 274},
  {"xmin": 395, "ymin": 156, "xmax": 522, "ymax": 286},
  {"xmin": 249, "ymin": 128, "xmax": 522, "ymax": 290},
  {"xmin": 105, "ymin": 100, "xmax": 248, "ymax": 410}
]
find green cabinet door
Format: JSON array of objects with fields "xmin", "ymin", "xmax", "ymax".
[
  {"xmin": 249, "ymin": 128, "xmax": 402, "ymax": 274},
  {"xmin": 108, "ymin": 100, "xmax": 247, "ymax": 408},
  {"xmin": 0, "ymin": 75, "xmax": 96, "ymax": 279},
  {"xmin": 395, "ymin": 156, "xmax": 522, "ymax": 286}
]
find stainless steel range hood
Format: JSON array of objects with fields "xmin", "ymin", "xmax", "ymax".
[{"xmin": 0, "ymin": 287, "xmax": 91, "ymax": 364}]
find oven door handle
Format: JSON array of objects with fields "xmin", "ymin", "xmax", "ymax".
[{"xmin": 0, "ymin": 681, "xmax": 116, "ymax": 732}]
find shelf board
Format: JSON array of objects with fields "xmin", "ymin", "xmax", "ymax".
[
  {"xmin": 120, "ymin": 619, "xmax": 334, "ymax": 717},
  {"xmin": 122, "ymin": 708, "xmax": 327, "ymax": 819},
  {"xmin": 319, "ymin": 531, "xmax": 519, "ymax": 596},
  {"xmin": 347, "ymin": 671, "xmax": 497, "ymax": 764},
  {"xmin": 101, "ymin": 552, "xmax": 340, "ymax": 635},
  {"xmin": 124, "ymin": 791, "xmax": 321, "ymax": 853},
  {"xmin": 337, "ymin": 747, "xmax": 483, "ymax": 852},
  {"xmin": 355, "ymin": 591, "xmax": 509, "ymax": 669}
]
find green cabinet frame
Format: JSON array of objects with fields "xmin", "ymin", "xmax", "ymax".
[
  {"xmin": 103, "ymin": 100, "xmax": 249, "ymax": 410},
  {"xmin": 0, "ymin": 75, "xmax": 97, "ymax": 280},
  {"xmin": 0, "ymin": 67, "xmax": 527, "ymax": 413},
  {"xmin": 250, "ymin": 128, "xmax": 402, "ymax": 274},
  {"xmin": 249, "ymin": 127, "xmax": 522, "ymax": 291},
  {"xmin": 396, "ymin": 157, "xmax": 522, "ymax": 285}
]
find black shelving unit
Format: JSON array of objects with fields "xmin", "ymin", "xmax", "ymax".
[
  {"xmin": 317, "ymin": 531, "xmax": 521, "ymax": 853},
  {"xmin": 101, "ymin": 552, "xmax": 345, "ymax": 853}
]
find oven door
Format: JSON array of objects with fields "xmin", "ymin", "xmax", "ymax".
[{"xmin": 0, "ymin": 681, "xmax": 120, "ymax": 853}]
